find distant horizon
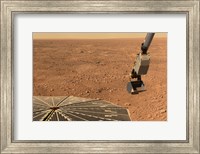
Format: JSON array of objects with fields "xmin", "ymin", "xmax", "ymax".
[
  {"xmin": 33, "ymin": 37, "xmax": 166, "ymax": 40},
  {"xmin": 33, "ymin": 32, "xmax": 167, "ymax": 40}
]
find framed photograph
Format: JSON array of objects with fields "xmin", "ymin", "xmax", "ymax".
[{"xmin": 1, "ymin": 0, "xmax": 199, "ymax": 153}]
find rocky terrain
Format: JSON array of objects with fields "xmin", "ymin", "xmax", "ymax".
[{"xmin": 33, "ymin": 37, "xmax": 167, "ymax": 121}]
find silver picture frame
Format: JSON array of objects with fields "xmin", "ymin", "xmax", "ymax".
[{"xmin": 1, "ymin": 0, "xmax": 199, "ymax": 153}]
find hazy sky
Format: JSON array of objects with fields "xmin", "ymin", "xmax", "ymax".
[{"xmin": 33, "ymin": 32, "xmax": 167, "ymax": 40}]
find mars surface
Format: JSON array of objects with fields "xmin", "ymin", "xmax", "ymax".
[{"xmin": 33, "ymin": 34, "xmax": 167, "ymax": 121}]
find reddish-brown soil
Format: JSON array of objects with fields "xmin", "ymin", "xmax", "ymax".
[{"xmin": 33, "ymin": 37, "xmax": 167, "ymax": 121}]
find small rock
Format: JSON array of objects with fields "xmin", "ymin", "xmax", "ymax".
[
  {"xmin": 50, "ymin": 88, "xmax": 54, "ymax": 92},
  {"xmin": 160, "ymin": 109, "xmax": 166, "ymax": 113},
  {"xmin": 147, "ymin": 114, "xmax": 152, "ymax": 118},
  {"xmin": 96, "ymin": 89, "xmax": 102, "ymax": 93},
  {"xmin": 152, "ymin": 97, "xmax": 157, "ymax": 100},
  {"xmin": 125, "ymin": 103, "xmax": 131, "ymax": 106}
]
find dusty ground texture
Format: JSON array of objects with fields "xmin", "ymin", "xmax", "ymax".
[{"xmin": 33, "ymin": 37, "xmax": 167, "ymax": 121}]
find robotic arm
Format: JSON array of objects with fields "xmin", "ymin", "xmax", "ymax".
[
  {"xmin": 127, "ymin": 33, "xmax": 155, "ymax": 94},
  {"xmin": 141, "ymin": 33, "xmax": 155, "ymax": 54}
]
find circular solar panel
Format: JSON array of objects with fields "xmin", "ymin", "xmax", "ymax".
[{"xmin": 33, "ymin": 96, "xmax": 131, "ymax": 121}]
